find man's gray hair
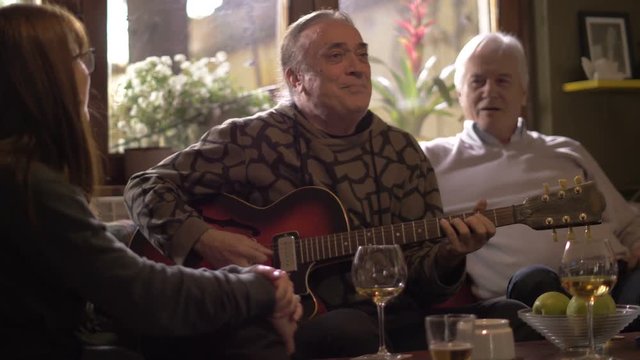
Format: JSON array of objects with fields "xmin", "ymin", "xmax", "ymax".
[
  {"xmin": 279, "ymin": 9, "xmax": 354, "ymax": 96},
  {"xmin": 453, "ymin": 32, "xmax": 528, "ymax": 91}
]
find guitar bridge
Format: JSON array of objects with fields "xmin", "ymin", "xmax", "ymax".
[{"xmin": 275, "ymin": 233, "xmax": 298, "ymax": 272}]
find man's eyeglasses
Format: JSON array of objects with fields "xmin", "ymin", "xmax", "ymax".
[{"xmin": 74, "ymin": 48, "xmax": 95, "ymax": 74}]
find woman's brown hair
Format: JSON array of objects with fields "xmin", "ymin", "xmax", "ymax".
[{"xmin": 0, "ymin": 4, "xmax": 99, "ymax": 196}]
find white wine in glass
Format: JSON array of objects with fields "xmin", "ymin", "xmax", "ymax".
[
  {"xmin": 559, "ymin": 230, "xmax": 618, "ymax": 360},
  {"xmin": 352, "ymin": 245, "xmax": 410, "ymax": 360},
  {"xmin": 561, "ymin": 274, "xmax": 617, "ymax": 298}
]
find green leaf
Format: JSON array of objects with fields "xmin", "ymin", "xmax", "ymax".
[{"xmin": 432, "ymin": 77, "xmax": 454, "ymax": 106}]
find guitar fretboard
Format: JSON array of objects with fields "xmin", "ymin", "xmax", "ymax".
[{"xmin": 291, "ymin": 205, "xmax": 520, "ymax": 264}]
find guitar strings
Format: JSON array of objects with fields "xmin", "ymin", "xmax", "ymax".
[{"xmin": 271, "ymin": 208, "xmax": 519, "ymax": 263}]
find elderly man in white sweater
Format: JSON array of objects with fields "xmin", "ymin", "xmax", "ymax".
[{"xmin": 420, "ymin": 32, "xmax": 640, "ymax": 323}]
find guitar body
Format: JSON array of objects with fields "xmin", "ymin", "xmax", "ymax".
[{"xmin": 130, "ymin": 187, "xmax": 351, "ymax": 319}]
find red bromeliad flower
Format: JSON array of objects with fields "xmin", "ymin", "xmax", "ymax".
[{"xmin": 396, "ymin": 0, "xmax": 435, "ymax": 75}]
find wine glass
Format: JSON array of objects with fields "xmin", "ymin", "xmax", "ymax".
[
  {"xmin": 352, "ymin": 245, "xmax": 410, "ymax": 360},
  {"xmin": 559, "ymin": 228, "xmax": 618, "ymax": 359}
]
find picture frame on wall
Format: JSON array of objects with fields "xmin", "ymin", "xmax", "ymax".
[{"xmin": 578, "ymin": 11, "xmax": 634, "ymax": 79}]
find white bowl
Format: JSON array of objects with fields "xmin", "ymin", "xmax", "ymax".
[{"xmin": 518, "ymin": 305, "xmax": 640, "ymax": 350}]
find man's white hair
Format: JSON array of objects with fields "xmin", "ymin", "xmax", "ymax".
[{"xmin": 453, "ymin": 32, "xmax": 528, "ymax": 91}]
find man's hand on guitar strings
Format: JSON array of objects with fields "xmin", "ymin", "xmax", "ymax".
[
  {"xmin": 438, "ymin": 199, "xmax": 496, "ymax": 263},
  {"xmin": 194, "ymin": 228, "xmax": 272, "ymax": 268}
]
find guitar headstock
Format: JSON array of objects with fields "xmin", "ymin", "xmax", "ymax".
[{"xmin": 516, "ymin": 177, "xmax": 605, "ymax": 230}]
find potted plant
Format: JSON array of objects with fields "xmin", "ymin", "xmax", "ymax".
[
  {"xmin": 371, "ymin": 0, "xmax": 456, "ymax": 135},
  {"xmin": 109, "ymin": 52, "xmax": 274, "ymax": 153}
]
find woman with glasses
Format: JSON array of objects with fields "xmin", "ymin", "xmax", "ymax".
[{"xmin": 0, "ymin": 4, "xmax": 301, "ymax": 359}]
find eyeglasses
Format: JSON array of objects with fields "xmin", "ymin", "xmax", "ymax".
[{"xmin": 74, "ymin": 48, "xmax": 95, "ymax": 74}]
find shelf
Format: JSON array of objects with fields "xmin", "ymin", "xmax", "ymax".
[{"xmin": 562, "ymin": 79, "xmax": 640, "ymax": 92}]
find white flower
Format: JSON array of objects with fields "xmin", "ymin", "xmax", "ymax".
[
  {"xmin": 154, "ymin": 64, "xmax": 172, "ymax": 76},
  {"xmin": 160, "ymin": 56, "xmax": 172, "ymax": 66},
  {"xmin": 137, "ymin": 97, "xmax": 148, "ymax": 108},
  {"xmin": 132, "ymin": 121, "xmax": 149, "ymax": 137},
  {"xmin": 130, "ymin": 77, "xmax": 142, "ymax": 89},
  {"xmin": 213, "ymin": 62, "xmax": 230, "ymax": 78},
  {"xmin": 173, "ymin": 53, "xmax": 187, "ymax": 63},
  {"xmin": 149, "ymin": 91, "xmax": 160, "ymax": 103},
  {"xmin": 180, "ymin": 60, "xmax": 193, "ymax": 71},
  {"xmin": 215, "ymin": 51, "xmax": 227, "ymax": 63},
  {"xmin": 110, "ymin": 54, "xmax": 274, "ymax": 151}
]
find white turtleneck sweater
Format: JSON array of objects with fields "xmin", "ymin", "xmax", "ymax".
[{"xmin": 421, "ymin": 119, "xmax": 640, "ymax": 300}]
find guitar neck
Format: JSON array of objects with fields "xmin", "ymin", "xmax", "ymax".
[{"xmin": 296, "ymin": 204, "xmax": 522, "ymax": 263}]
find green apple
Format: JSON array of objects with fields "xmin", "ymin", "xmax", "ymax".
[
  {"xmin": 532, "ymin": 291, "xmax": 571, "ymax": 315},
  {"xmin": 566, "ymin": 294, "xmax": 616, "ymax": 316}
]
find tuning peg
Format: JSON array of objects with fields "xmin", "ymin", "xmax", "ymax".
[
  {"xmin": 585, "ymin": 225, "xmax": 592, "ymax": 240},
  {"xmin": 558, "ymin": 179, "xmax": 568, "ymax": 199},
  {"xmin": 574, "ymin": 175, "xmax": 583, "ymax": 185},
  {"xmin": 566, "ymin": 226, "xmax": 575, "ymax": 241},
  {"xmin": 558, "ymin": 179, "xmax": 568, "ymax": 189},
  {"xmin": 573, "ymin": 176, "xmax": 584, "ymax": 194},
  {"xmin": 551, "ymin": 228, "xmax": 558, "ymax": 242},
  {"xmin": 542, "ymin": 183, "xmax": 550, "ymax": 202}
]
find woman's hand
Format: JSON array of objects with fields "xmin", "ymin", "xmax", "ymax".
[
  {"xmin": 270, "ymin": 301, "xmax": 303, "ymax": 354},
  {"xmin": 248, "ymin": 265, "xmax": 302, "ymax": 354}
]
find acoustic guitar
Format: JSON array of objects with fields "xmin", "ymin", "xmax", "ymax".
[{"xmin": 130, "ymin": 179, "xmax": 605, "ymax": 319}]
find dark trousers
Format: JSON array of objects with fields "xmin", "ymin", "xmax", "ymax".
[
  {"xmin": 293, "ymin": 308, "xmax": 378, "ymax": 359},
  {"xmin": 139, "ymin": 319, "xmax": 289, "ymax": 360},
  {"xmin": 385, "ymin": 297, "xmax": 541, "ymax": 353}
]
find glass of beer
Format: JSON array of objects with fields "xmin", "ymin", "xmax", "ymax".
[{"xmin": 425, "ymin": 314, "xmax": 475, "ymax": 360}]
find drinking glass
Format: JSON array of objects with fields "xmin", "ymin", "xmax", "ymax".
[
  {"xmin": 559, "ymin": 229, "xmax": 618, "ymax": 359},
  {"xmin": 425, "ymin": 314, "xmax": 475, "ymax": 360},
  {"xmin": 351, "ymin": 245, "xmax": 410, "ymax": 360}
]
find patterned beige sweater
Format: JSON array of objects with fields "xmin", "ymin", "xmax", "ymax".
[{"xmin": 125, "ymin": 102, "xmax": 462, "ymax": 309}]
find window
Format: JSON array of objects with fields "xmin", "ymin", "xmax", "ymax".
[
  {"xmin": 0, "ymin": 0, "xmax": 41, "ymax": 6},
  {"xmin": 107, "ymin": 0, "xmax": 279, "ymax": 153}
]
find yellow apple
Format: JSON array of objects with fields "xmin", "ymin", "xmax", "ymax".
[
  {"xmin": 566, "ymin": 294, "xmax": 616, "ymax": 316},
  {"xmin": 532, "ymin": 291, "xmax": 571, "ymax": 315}
]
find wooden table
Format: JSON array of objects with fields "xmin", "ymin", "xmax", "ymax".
[{"xmin": 323, "ymin": 332, "xmax": 640, "ymax": 360}]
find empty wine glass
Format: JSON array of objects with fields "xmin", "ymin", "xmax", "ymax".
[
  {"xmin": 351, "ymin": 245, "xmax": 410, "ymax": 360},
  {"xmin": 559, "ymin": 228, "xmax": 618, "ymax": 359}
]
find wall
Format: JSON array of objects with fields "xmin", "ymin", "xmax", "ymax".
[{"xmin": 533, "ymin": 0, "xmax": 640, "ymax": 195}]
